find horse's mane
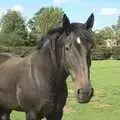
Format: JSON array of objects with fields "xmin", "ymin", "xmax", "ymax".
[
  {"xmin": 37, "ymin": 22, "xmax": 89, "ymax": 50},
  {"xmin": 37, "ymin": 27, "xmax": 64, "ymax": 50}
]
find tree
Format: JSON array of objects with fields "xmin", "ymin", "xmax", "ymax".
[
  {"xmin": 0, "ymin": 10, "xmax": 28, "ymax": 46},
  {"xmin": 28, "ymin": 7, "xmax": 64, "ymax": 39},
  {"xmin": 102, "ymin": 27, "xmax": 114, "ymax": 40},
  {"xmin": 93, "ymin": 26, "xmax": 114, "ymax": 47},
  {"xmin": 112, "ymin": 16, "xmax": 120, "ymax": 45},
  {"xmin": 93, "ymin": 30, "xmax": 106, "ymax": 47}
]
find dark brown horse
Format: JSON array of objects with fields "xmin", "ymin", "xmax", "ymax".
[{"xmin": 0, "ymin": 13, "xmax": 94, "ymax": 120}]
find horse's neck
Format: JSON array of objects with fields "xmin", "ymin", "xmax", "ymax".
[
  {"xmin": 32, "ymin": 50, "xmax": 68, "ymax": 83},
  {"xmin": 57, "ymin": 67, "xmax": 68, "ymax": 83},
  {"xmin": 31, "ymin": 50, "xmax": 57, "ymax": 80}
]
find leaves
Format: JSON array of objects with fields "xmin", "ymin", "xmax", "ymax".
[
  {"xmin": 0, "ymin": 10, "xmax": 28, "ymax": 46},
  {"xmin": 28, "ymin": 7, "xmax": 64, "ymax": 39}
]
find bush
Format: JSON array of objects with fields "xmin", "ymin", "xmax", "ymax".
[
  {"xmin": 111, "ymin": 46, "xmax": 120, "ymax": 60},
  {"xmin": 0, "ymin": 32, "xmax": 25, "ymax": 46},
  {"xmin": 0, "ymin": 45, "xmax": 35, "ymax": 57},
  {"xmin": 0, "ymin": 32, "xmax": 37, "ymax": 47},
  {"xmin": 92, "ymin": 47, "xmax": 112, "ymax": 60}
]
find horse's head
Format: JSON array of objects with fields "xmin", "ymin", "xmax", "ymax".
[
  {"xmin": 62, "ymin": 14, "xmax": 94, "ymax": 103},
  {"xmin": 37, "ymin": 13, "xmax": 94, "ymax": 103}
]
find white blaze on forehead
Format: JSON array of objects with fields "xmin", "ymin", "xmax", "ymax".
[{"xmin": 76, "ymin": 37, "xmax": 81, "ymax": 44}]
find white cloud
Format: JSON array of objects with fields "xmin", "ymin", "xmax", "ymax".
[
  {"xmin": 53, "ymin": 0, "xmax": 79, "ymax": 5},
  {"xmin": 11, "ymin": 5, "xmax": 24, "ymax": 13},
  {"xmin": 100, "ymin": 8, "xmax": 120, "ymax": 16},
  {"xmin": 40, "ymin": 4, "xmax": 50, "ymax": 7},
  {"xmin": 53, "ymin": 0, "xmax": 66, "ymax": 4}
]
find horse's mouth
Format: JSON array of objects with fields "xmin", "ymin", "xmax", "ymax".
[{"xmin": 77, "ymin": 98, "xmax": 91, "ymax": 104}]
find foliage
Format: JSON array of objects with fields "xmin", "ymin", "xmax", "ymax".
[
  {"xmin": 0, "ymin": 32, "xmax": 26, "ymax": 46},
  {"xmin": 0, "ymin": 45, "xmax": 35, "ymax": 57},
  {"xmin": 0, "ymin": 7, "xmax": 119, "ymax": 60},
  {"xmin": 111, "ymin": 16, "xmax": 120, "ymax": 45},
  {"xmin": 92, "ymin": 45, "xmax": 120, "ymax": 60},
  {"xmin": 92, "ymin": 47, "xmax": 112, "ymax": 60},
  {"xmin": 111, "ymin": 46, "xmax": 120, "ymax": 60},
  {"xmin": 93, "ymin": 27, "xmax": 114, "ymax": 47},
  {"xmin": 0, "ymin": 10, "xmax": 28, "ymax": 46},
  {"xmin": 102, "ymin": 27, "xmax": 114, "ymax": 40},
  {"xmin": 93, "ymin": 31, "xmax": 106, "ymax": 47},
  {"xmin": 28, "ymin": 7, "xmax": 64, "ymax": 39}
]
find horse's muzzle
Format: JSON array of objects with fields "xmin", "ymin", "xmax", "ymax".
[{"xmin": 76, "ymin": 88, "xmax": 94, "ymax": 103}]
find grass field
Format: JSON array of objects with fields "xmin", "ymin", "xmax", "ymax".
[{"xmin": 10, "ymin": 60, "xmax": 120, "ymax": 120}]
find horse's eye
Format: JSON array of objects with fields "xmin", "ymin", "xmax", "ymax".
[
  {"xmin": 65, "ymin": 43, "xmax": 72, "ymax": 51},
  {"xmin": 65, "ymin": 46, "xmax": 69, "ymax": 51}
]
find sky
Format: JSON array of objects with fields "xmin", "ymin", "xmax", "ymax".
[{"xmin": 0, "ymin": 0, "xmax": 120, "ymax": 30}]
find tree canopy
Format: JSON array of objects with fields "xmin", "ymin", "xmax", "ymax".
[
  {"xmin": 28, "ymin": 7, "xmax": 64, "ymax": 39},
  {"xmin": 0, "ymin": 6, "xmax": 119, "ymax": 50},
  {"xmin": 0, "ymin": 10, "xmax": 27, "ymax": 46}
]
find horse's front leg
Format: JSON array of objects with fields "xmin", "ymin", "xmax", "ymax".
[
  {"xmin": 45, "ymin": 110, "xmax": 63, "ymax": 120},
  {"xmin": 46, "ymin": 82, "xmax": 68, "ymax": 120},
  {"xmin": 26, "ymin": 111, "xmax": 41, "ymax": 120}
]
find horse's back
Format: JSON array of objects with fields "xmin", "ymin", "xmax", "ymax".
[
  {"xmin": 0, "ymin": 53, "xmax": 12, "ymax": 64},
  {"xmin": 0, "ymin": 52, "xmax": 53, "ymax": 111},
  {"xmin": 0, "ymin": 55, "xmax": 25, "ymax": 108}
]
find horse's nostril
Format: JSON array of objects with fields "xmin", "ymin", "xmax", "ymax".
[
  {"xmin": 77, "ymin": 88, "xmax": 94, "ymax": 97},
  {"xmin": 77, "ymin": 88, "xmax": 82, "ymax": 94},
  {"xmin": 77, "ymin": 89, "xmax": 80, "ymax": 94}
]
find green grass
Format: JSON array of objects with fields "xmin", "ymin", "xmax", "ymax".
[{"xmin": 11, "ymin": 60, "xmax": 120, "ymax": 120}]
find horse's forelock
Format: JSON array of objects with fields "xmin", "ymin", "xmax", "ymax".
[{"xmin": 37, "ymin": 27, "xmax": 64, "ymax": 50}]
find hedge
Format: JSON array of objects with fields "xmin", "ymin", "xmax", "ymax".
[
  {"xmin": 92, "ymin": 47, "xmax": 112, "ymax": 60},
  {"xmin": 0, "ymin": 46, "xmax": 35, "ymax": 57},
  {"xmin": 111, "ymin": 46, "xmax": 120, "ymax": 60},
  {"xmin": 92, "ymin": 46, "xmax": 120, "ymax": 60},
  {"xmin": 0, "ymin": 45, "xmax": 120, "ymax": 60}
]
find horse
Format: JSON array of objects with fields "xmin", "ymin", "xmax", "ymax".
[
  {"xmin": 0, "ymin": 13, "xmax": 94, "ymax": 120},
  {"xmin": 0, "ymin": 53, "xmax": 12, "ymax": 64}
]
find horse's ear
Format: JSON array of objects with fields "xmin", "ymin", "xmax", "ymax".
[
  {"xmin": 85, "ymin": 13, "xmax": 94, "ymax": 30},
  {"xmin": 63, "ymin": 14, "xmax": 71, "ymax": 33}
]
